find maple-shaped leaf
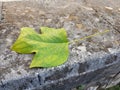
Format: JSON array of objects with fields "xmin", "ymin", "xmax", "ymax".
[{"xmin": 11, "ymin": 27, "xmax": 69, "ymax": 68}]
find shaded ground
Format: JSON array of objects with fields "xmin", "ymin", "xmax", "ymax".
[{"xmin": 0, "ymin": 0, "xmax": 120, "ymax": 90}]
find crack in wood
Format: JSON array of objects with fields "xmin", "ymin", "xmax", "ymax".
[
  {"xmin": 103, "ymin": 17, "xmax": 120, "ymax": 34},
  {"xmin": 37, "ymin": 74, "xmax": 42, "ymax": 85},
  {"xmin": 0, "ymin": 81, "xmax": 5, "ymax": 88},
  {"xmin": 92, "ymin": 7, "xmax": 120, "ymax": 34},
  {"xmin": 105, "ymin": 71, "xmax": 120, "ymax": 88}
]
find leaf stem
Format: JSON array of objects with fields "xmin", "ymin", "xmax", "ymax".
[{"xmin": 69, "ymin": 30, "xmax": 110, "ymax": 44}]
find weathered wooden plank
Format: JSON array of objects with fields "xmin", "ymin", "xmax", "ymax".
[{"xmin": 0, "ymin": 0, "xmax": 120, "ymax": 90}]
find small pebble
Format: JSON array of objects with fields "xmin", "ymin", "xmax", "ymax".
[
  {"xmin": 118, "ymin": 8, "xmax": 120, "ymax": 11},
  {"xmin": 76, "ymin": 24, "xmax": 83, "ymax": 29},
  {"xmin": 77, "ymin": 46, "xmax": 86, "ymax": 52},
  {"xmin": 105, "ymin": 7, "xmax": 113, "ymax": 10}
]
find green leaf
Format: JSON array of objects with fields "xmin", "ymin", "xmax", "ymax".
[{"xmin": 11, "ymin": 27, "xmax": 69, "ymax": 68}]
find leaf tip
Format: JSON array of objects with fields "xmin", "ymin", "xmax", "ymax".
[
  {"xmin": 29, "ymin": 65, "xmax": 33, "ymax": 68},
  {"xmin": 29, "ymin": 62, "xmax": 36, "ymax": 68},
  {"xmin": 10, "ymin": 43, "xmax": 15, "ymax": 51},
  {"xmin": 10, "ymin": 46, "xmax": 13, "ymax": 50}
]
